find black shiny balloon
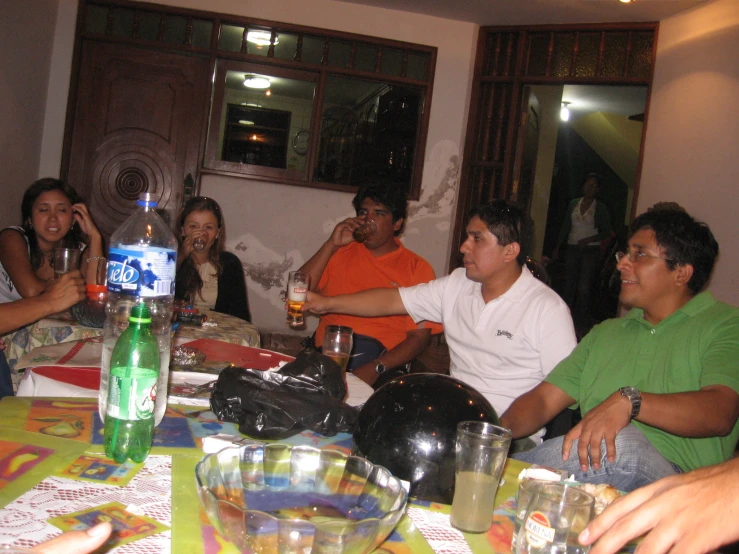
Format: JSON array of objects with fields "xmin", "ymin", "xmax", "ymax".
[{"xmin": 352, "ymin": 373, "xmax": 499, "ymax": 504}]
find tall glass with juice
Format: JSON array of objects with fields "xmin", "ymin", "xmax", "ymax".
[{"xmin": 449, "ymin": 421, "xmax": 512, "ymax": 533}]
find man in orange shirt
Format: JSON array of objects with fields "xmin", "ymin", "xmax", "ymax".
[{"xmin": 299, "ymin": 183, "xmax": 441, "ymax": 387}]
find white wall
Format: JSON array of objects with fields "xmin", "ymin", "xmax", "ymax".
[
  {"xmin": 529, "ymin": 86, "xmax": 563, "ymax": 260},
  {"xmin": 638, "ymin": 0, "xmax": 739, "ymax": 306},
  {"xmin": 0, "ymin": 0, "xmax": 60, "ymax": 226},
  {"xmin": 36, "ymin": 0, "xmax": 475, "ymax": 333},
  {"xmin": 39, "ymin": 0, "xmax": 79, "ymax": 179}
]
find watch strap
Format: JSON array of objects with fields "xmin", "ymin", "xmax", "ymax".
[{"xmin": 620, "ymin": 387, "xmax": 642, "ymax": 419}]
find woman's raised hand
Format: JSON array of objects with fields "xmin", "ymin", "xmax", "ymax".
[{"xmin": 71, "ymin": 203, "xmax": 102, "ymax": 243}]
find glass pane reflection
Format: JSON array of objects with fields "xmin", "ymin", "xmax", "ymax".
[
  {"xmin": 406, "ymin": 51, "xmax": 429, "ymax": 80},
  {"xmin": 315, "ymin": 75, "xmax": 422, "ymax": 191},
  {"xmin": 216, "ymin": 70, "xmax": 315, "ymax": 172},
  {"xmin": 219, "ymin": 25, "xmax": 245, "ymax": 52}
]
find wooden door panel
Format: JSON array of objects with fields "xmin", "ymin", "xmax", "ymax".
[{"xmin": 66, "ymin": 41, "xmax": 209, "ymax": 240}]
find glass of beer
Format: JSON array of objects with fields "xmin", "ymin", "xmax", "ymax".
[
  {"xmin": 53, "ymin": 247, "xmax": 81, "ymax": 277},
  {"xmin": 286, "ymin": 271, "xmax": 310, "ymax": 329},
  {"xmin": 512, "ymin": 479, "xmax": 563, "ymax": 549},
  {"xmin": 352, "ymin": 219, "xmax": 377, "ymax": 243},
  {"xmin": 322, "ymin": 325, "xmax": 353, "ymax": 374},
  {"xmin": 450, "ymin": 421, "xmax": 512, "ymax": 533},
  {"xmin": 515, "ymin": 483, "xmax": 594, "ymax": 554}
]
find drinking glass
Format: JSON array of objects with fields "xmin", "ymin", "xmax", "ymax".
[
  {"xmin": 193, "ymin": 237, "xmax": 206, "ymax": 251},
  {"xmin": 515, "ymin": 483, "xmax": 595, "ymax": 554},
  {"xmin": 449, "ymin": 421, "xmax": 512, "ymax": 533},
  {"xmin": 321, "ymin": 325, "xmax": 353, "ymax": 373},
  {"xmin": 512, "ymin": 479, "xmax": 564, "ymax": 549},
  {"xmin": 286, "ymin": 271, "xmax": 310, "ymax": 329},
  {"xmin": 53, "ymin": 247, "xmax": 81, "ymax": 277},
  {"xmin": 352, "ymin": 219, "xmax": 377, "ymax": 243}
]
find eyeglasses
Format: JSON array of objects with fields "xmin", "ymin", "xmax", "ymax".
[{"xmin": 615, "ymin": 249, "xmax": 675, "ymax": 264}]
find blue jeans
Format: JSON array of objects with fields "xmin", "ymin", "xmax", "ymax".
[{"xmin": 512, "ymin": 424, "xmax": 682, "ymax": 492}]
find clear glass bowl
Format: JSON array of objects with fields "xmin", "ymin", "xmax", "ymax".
[{"xmin": 195, "ymin": 444, "xmax": 408, "ymax": 553}]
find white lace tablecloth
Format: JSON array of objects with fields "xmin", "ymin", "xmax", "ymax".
[
  {"xmin": 0, "ymin": 455, "xmax": 171, "ymax": 553},
  {"xmin": 407, "ymin": 506, "xmax": 474, "ymax": 554}
]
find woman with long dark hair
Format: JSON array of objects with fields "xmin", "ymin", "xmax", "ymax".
[
  {"xmin": 0, "ymin": 178, "xmax": 103, "ymax": 302},
  {"xmin": 175, "ymin": 196, "xmax": 250, "ymax": 322}
]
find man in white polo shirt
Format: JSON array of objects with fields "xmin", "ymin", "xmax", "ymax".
[{"xmin": 305, "ymin": 200, "xmax": 577, "ymax": 445}]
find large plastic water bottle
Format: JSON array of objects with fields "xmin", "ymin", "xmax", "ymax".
[
  {"xmin": 104, "ymin": 302, "xmax": 160, "ymax": 463},
  {"xmin": 99, "ymin": 193, "xmax": 177, "ymax": 426}
]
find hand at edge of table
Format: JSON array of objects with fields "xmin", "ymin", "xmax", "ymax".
[
  {"xmin": 579, "ymin": 457, "xmax": 739, "ymax": 554},
  {"xmin": 31, "ymin": 522, "xmax": 111, "ymax": 553}
]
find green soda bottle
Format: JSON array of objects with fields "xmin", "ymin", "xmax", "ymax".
[{"xmin": 103, "ymin": 302, "xmax": 160, "ymax": 463}]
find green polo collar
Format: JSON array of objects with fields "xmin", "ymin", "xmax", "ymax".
[{"xmin": 621, "ymin": 291, "xmax": 716, "ymax": 327}]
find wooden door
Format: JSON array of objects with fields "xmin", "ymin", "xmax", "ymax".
[{"xmin": 65, "ymin": 41, "xmax": 210, "ymax": 241}]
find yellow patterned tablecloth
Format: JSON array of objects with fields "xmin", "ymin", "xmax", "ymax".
[
  {"xmin": 0, "ymin": 397, "xmax": 526, "ymax": 553},
  {"xmin": 1, "ymin": 310, "xmax": 259, "ymax": 391}
]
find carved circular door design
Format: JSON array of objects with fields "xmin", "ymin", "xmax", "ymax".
[{"xmin": 91, "ymin": 143, "xmax": 173, "ymax": 236}]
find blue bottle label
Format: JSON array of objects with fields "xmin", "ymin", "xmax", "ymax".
[
  {"xmin": 107, "ymin": 367, "xmax": 158, "ymax": 420},
  {"xmin": 107, "ymin": 246, "xmax": 176, "ymax": 297}
]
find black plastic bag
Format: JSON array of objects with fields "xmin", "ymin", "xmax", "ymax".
[{"xmin": 210, "ymin": 349, "xmax": 358, "ymax": 439}]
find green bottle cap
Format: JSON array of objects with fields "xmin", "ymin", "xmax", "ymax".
[{"xmin": 129, "ymin": 302, "xmax": 152, "ymax": 324}]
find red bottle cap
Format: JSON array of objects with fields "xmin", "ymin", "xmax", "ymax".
[{"xmin": 86, "ymin": 284, "xmax": 107, "ymax": 300}]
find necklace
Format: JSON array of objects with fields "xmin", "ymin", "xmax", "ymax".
[{"xmin": 39, "ymin": 251, "xmax": 55, "ymax": 268}]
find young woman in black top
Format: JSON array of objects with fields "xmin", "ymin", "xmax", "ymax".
[{"xmin": 175, "ymin": 197, "xmax": 250, "ymax": 322}]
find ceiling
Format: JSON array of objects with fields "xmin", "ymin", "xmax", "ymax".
[{"xmin": 334, "ymin": 0, "xmax": 710, "ymax": 25}]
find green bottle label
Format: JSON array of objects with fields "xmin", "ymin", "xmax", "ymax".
[{"xmin": 107, "ymin": 366, "xmax": 158, "ymax": 420}]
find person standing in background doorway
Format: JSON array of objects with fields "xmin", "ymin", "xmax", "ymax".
[{"xmin": 552, "ymin": 173, "xmax": 611, "ymax": 331}]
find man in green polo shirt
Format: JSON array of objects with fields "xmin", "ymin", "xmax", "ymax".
[{"xmin": 500, "ymin": 208, "xmax": 739, "ymax": 492}]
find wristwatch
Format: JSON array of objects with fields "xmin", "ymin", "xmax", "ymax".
[
  {"xmin": 619, "ymin": 387, "xmax": 642, "ymax": 419},
  {"xmin": 375, "ymin": 362, "xmax": 387, "ymax": 375}
]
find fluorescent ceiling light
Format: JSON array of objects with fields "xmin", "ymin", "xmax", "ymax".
[
  {"xmin": 247, "ymin": 30, "xmax": 278, "ymax": 46},
  {"xmin": 244, "ymin": 74, "xmax": 271, "ymax": 89},
  {"xmin": 238, "ymin": 120, "xmax": 255, "ymax": 125}
]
